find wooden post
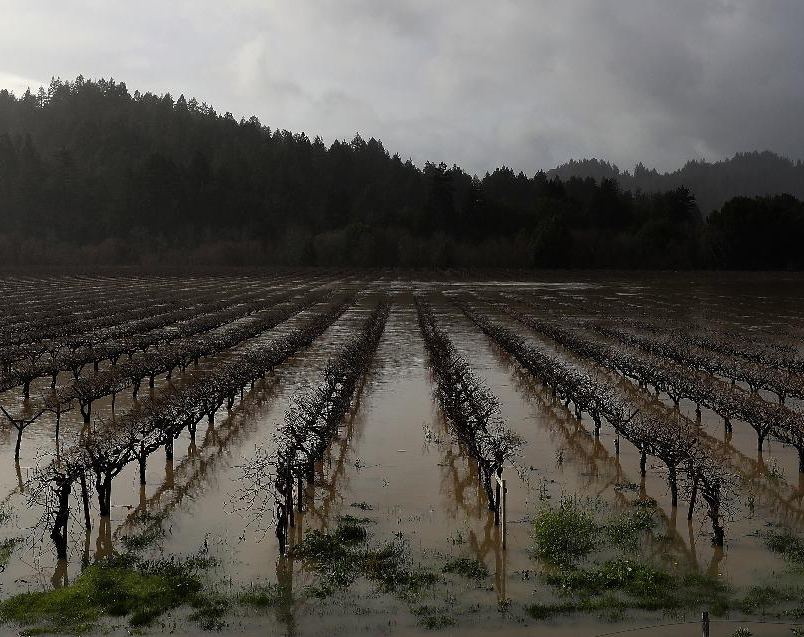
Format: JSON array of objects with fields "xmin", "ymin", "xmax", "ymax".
[
  {"xmin": 288, "ymin": 480, "xmax": 295, "ymax": 529},
  {"xmin": 297, "ymin": 474, "xmax": 304, "ymax": 512},
  {"xmin": 501, "ymin": 478, "xmax": 507, "ymax": 550},
  {"xmin": 139, "ymin": 442, "xmax": 147, "ymax": 485},
  {"xmin": 494, "ymin": 480, "xmax": 501, "ymax": 526},
  {"xmin": 80, "ymin": 473, "xmax": 91, "ymax": 531},
  {"xmin": 494, "ymin": 474, "xmax": 507, "ymax": 550}
]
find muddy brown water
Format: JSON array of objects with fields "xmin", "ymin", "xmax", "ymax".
[{"xmin": 1, "ymin": 273, "xmax": 804, "ymax": 636}]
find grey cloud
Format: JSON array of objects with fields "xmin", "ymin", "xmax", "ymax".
[{"xmin": 0, "ymin": 0, "xmax": 802, "ymax": 174}]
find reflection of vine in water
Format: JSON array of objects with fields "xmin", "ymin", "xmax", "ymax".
[
  {"xmin": 94, "ymin": 516, "xmax": 115, "ymax": 562},
  {"xmin": 0, "ymin": 416, "xmax": 13, "ymax": 455},
  {"xmin": 111, "ymin": 316, "xmax": 375, "ymax": 636},
  {"xmin": 483, "ymin": 297, "xmax": 804, "ymax": 541},
  {"xmin": 301, "ymin": 366, "xmax": 371, "ymax": 531},
  {"xmin": 603, "ymin": 352, "xmax": 804, "ymax": 526},
  {"xmin": 113, "ymin": 375, "xmax": 280, "ymax": 541},
  {"xmin": 257, "ymin": 373, "xmax": 368, "ymax": 637},
  {"xmin": 507, "ymin": 293, "xmax": 804, "ymax": 526},
  {"xmin": 436, "ymin": 414, "xmax": 485, "ymax": 516},
  {"xmin": 505, "ymin": 360, "xmax": 722, "ymax": 574},
  {"xmin": 275, "ymin": 554, "xmax": 297, "ymax": 637},
  {"xmin": 3, "ymin": 283, "xmax": 341, "ymax": 589},
  {"xmin": 275, "ymin": 347, "xmax": 378, "ymax": 634},
  {"xmin": 426, "ymin": 374, "xmax": 485, "ymax": 518},
  {"xmin": 3, "ymin": 356, "xmax": 237, "ymax": 583},
  {"xmin": 51, "ymin": 558, "xmax": 68, "ymax": 588},
  {"xmin": 413, "ymin": 314, "xmax": 512, "ymax": 601},
  {"xmin": 431, "ymin": 399, "xmax": 507, "ymax": 602}
]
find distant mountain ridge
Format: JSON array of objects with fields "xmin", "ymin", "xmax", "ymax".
[{"xmin": 545, "ymin": 151, "xmax": 804, "ymax": 215}]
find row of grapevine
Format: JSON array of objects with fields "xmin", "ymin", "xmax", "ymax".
[
  {"xmin": 589, "ymin": 321, "xmax": 804, "ymax": 404},
  {"xmin": 267, "ymin": 296, "xmax": 391, "ymax": 553},
  {"xmin": 0, "ymin": 282, "xmax": 322, "ymax": 395},
  {"xmin": 0, "ymin": 271, "xmax": 335, "ymax": 375},
  {"xmin": 0, "ymin": 274, "xmax": 284, "ymax": 348},
  {"xmin": 458, "ymin": 301, "xmax": 730, "ymax": 545},
  {"xmin": 36, "ymin": 294, "xmax": 356, "ymax": 559},
  {"xmin": 495, "ymin": 295, "xmax": 804, "ymax": 466},
  {"xmin": 414, "ymin": 297, "xmax": 521, "ymax": 517},
  {"xmin": 0, "ymin": 288, "xmax": 341, "ymax": 466}
]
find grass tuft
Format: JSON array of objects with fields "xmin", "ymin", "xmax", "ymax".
[
  {"xmin": 530, "ymin": 559, "xmax": 731, "ymax": 621},
  {"xmin": 442, "ymin": 558, "xmax": 488, "ymax": 580},
  {"xmin": 0, "ymin": 553, "xmax": 215, "ymax": 634},
  {"xmin": 412, "ymin": 605, "xmax": 455, "ymax": 630},
  {"xmin": 605, "ymin": 506, "xmax": 656, "ymax": 552},
  {"xmin": 532, "ymin": 496, "xmax": 598, "ymax": 564},
  {"xmin": 350, "ymin": 501, "xmax": 373, "ymax": 511},
  {"xmin": 765, "ymin": 529, "xmax": 804, "ymax": 565},
  {"xmin": 236, "ymin": 583, "xmax": 283, "ymax": 608},
  {"xmin": 543, "ymin": 559, "xmax": 672, "ymax": 599},
  {"xmin": 291, "ymin": 520, "xmax": 438, "ymax": 602}
]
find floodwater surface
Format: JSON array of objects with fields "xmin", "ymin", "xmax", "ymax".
[{"xmin": 1, "ymin": 272, "xmax": 804, "ymax": 636}]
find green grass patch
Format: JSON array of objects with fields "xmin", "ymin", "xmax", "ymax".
[
  {"xmin": 291, "ymin": 520, "xmax": 438, "ymax": 601},
  {"xmin": 412, "ymin": 604, "xmax": 455, "ymax": 630},
  {"xmin": 442, "ymin": 558, "xmax": 488, "ymax": 580},
  {"xmin": 236, "ymin": 583, "xmax": 283, "ymax": 608},
  {"xmin": 529, "ymin": 493, "xmax": 732, "ymax": 621},
  {"xmin": 526, "ymin": 595, "xmax": 626, "ymax": 622},
  {"xmin": 189, "ymin": 591, "xmax": 230, "ymax": 631},
  {"xmin": 120, "ymin": 526, "xmax": 165, "ymax": 552},
  {"xmin": 0, "ymin": 553, "xmax": 216, "ymax": 634},
  {"xmin": 120, "ymin": 509, "xmax": 169, "ymax": 552},
  {"xmin": 631, "ymin": 497, "xmax": 657, "ymax": 509},
  {"xmin": 738, "ymin": 584, "xmax": 802, "ymax": 614},
  {"xmin": 525, "ymin": 600, "xmax": 579, "ymax": 620},
  {"xmin": 766, "ymin": 529, "xmax": 804, "ymax": 565},
  {"xmin": 532, "ymin": 497, "xmax": 598, "ymax": 564},
  {"xmin": 543, "ymin": 559, "xmax": 672, "ymax": 599},
  {"xmin": 604, "ymin": 506, "xmax": 656, "ymax": 552},
  {"xmin": 530, "ymin": 559, "xmax": 731, "ymax": 620}
]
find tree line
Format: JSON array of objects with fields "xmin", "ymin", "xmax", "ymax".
[
  {"xmin": 0, "ymin": 77, "xmax": 802, "ymax": 269},
  {"xmin": 547, "ymin": 153, "xmax": 804, "ymax": 218}
]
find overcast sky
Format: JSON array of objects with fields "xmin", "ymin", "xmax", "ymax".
[{"xmin": 1, "ymin": 0, "xmax": 802, "ymax": 175}]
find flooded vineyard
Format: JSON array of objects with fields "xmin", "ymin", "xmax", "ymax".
[{"xmin": 1, "ymin": 271, "xmax": 804, "ymax": 636}]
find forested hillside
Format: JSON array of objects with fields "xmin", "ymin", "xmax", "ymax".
[
  {"xmin": 547, "ymin": 153, "xmax": 804, "ymax": 216},
  {"xmin": 0, "ymin": 77, "xmax": 802, "ymax": 269}
]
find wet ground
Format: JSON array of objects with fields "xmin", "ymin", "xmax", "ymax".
[{"xmin": 2, "ymin": 271, "xmax": 804, "ymax": 636}]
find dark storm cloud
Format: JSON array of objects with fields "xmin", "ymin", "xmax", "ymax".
[{"xmin": 1, "ymin": 0, "xmax": 802, "ymax": 174}]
